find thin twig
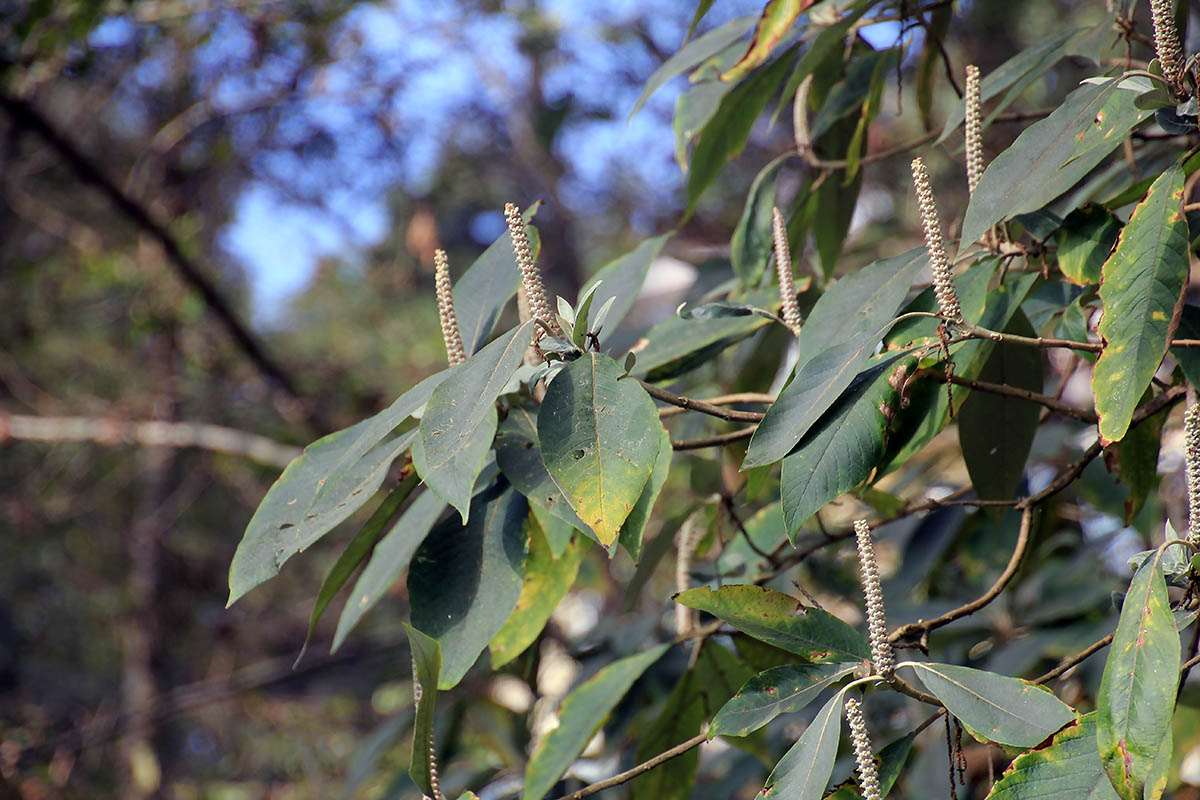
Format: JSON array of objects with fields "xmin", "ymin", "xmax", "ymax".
[
  {"xmin": 1035, "ymin": 634, "xmax": 1114, "ymax": 684},
  {"xmin": 672, "ymin": 426, "xmax": 757, "ymax": 451},
  {"xmin": 657, "ymin": 393, "xmax": 775, "ymax": 419},
  {"xmin": 917, "ymin": 368, "xmax": 1098, "ymax": 423},
  {"xmin": 549, "ymin": 733, "xmax": 709, "ymax": 800},
  {"xmin": 889, "ymin": 507, "xmax": 1034, "ymax": 645},
  {"xmin": 0, "ymin": 412, "xmax": 301, "ymax": 468},
  {"xmin": 642, "ymin": 381, "xmax": 766, "ymax": 422}
]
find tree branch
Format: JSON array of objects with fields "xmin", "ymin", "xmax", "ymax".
[
  {"xmin": 549, "ymin": 732, "xmax": 709, "ymax": 800},
  {"xmin": 0, "ymin": 90, "xmax": 328, "ymax": 432},
  {"xmin": 0, "ymin": 412, "xmax": 300, "ymax": 468},
  {"xmin": 671, "ymin": 426, "xmax": 757, "ymax": 451},
  {"xmin": 917, "ymin": 369, "xmax": 1097, "ymax": 424},
  {"xmin": 641, "ymin": 381, "xmax": 766, "ymax": 422},
  {"xmin": 657, "ymin": 392, "xmax": 775, "ymax": 419}
]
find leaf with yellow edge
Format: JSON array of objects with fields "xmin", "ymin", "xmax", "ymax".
[
  {"xmin": 1092, "ymin": 164, "xmax": 1188, "ymax": 444},
  {"xmin": 720, "ymin": 0, "xmax": 811, "ymax": 84}
]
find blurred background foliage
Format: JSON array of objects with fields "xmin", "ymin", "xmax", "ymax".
[{"xmin": 0, "ymin": 0, "xmax": 1184, "ymax": 797}]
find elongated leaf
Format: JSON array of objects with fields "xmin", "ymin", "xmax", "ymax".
[
  {"xmin": 489, "ymin": 521, "xmax": 584, "ymax": 668},
  {"xmin": 496, "ymin": 406, "xmax": 594, "ymax": 539},
  {"xmin": 710, "ymin": 662, "xmax": 858, "ymax": 738},
  {"xmin": 618, "ymin": 425, "xmax": 673, "ymax": 561},
  {"xmin": 720, "ymin": 0, "xmax": 809, "ymax": 84},
  {"xmin": 1170, "ymin": 304, "xmax": 1200, "ymax": 387},
  {"xmin": 674, "ymin": 75, "xmax": 739, "ymax": 169},
  {"xmin": 580, "ymin": 233, "xmax": 672, "ymax": 344},
  {"xmin": 630, "ymin": 14, "xmax": 757, "ymax": 119},
  {"xmin": 731, "ymin": 155, "xmax": 789, "ymax": 287},
  {"xmin": 415, "ymin": 321, "xmax": 534, "ymax": 521},
  {"xmin": 299, "ymin": 473, "xmax": 419, "ymax": 659},
  {"xmin": 756, "ymin": 691, "xmax": 844, "ymax": 800},
  {"xmin": 959, "ymin": 311, "xmax": 1043, "ymax": 501},
  {"xmin": 631, "ymin": 644, "xmax": 752, "ymax": 800},
  {"xmin": 454, "ymin": 204, "xmax": 540, "ymax": 357},
  {"xmin": 1097, "ymin": 550, "xmax": 1180, "ymax": 800},
  {"xmin": 1092, "ymin": 164, "xmax": 1188, "ymax": 445},
  {"xmin": 228, "ymin": 369, "xmax": 448, "ymax": 605},
  {"xmin": 675, "ymin": 585, "xmax": 869, "ymax": 662},
  {"xmin": 405, "ymin": 623, "xmax": 441, "ymax": 798},
  {"xmin": 1056, "ymin": 204, "xmax": 1121, "ymax": 285},
  {"xmin": 770, "ymin": 0, "xmax": 875, "ymax": 125},
  {"xmin": 781, "ymin": 355, "xmax": 914, "ymax": 538},
  {"xmin": 743, "ymin": 249, "xmax": 926, "ymax": 468},
  {"xmin": 538, "ymin": 353, "xmax": 662, "ymax": 547},
  {"xmin": 960, "ymin": 80, "xmax": 1153, "ymax": 248},
  {"xmin": 809, "ymin": 47, "xmax": 898, "ymax": 141},
  {"xmin": 522, "ymin": 644, "xmax": 671, "ymax": 800},
  {"xmin": 332, "ymin": 485, "xmax": 447, "ymax": 652},
  {"xmin": 938, "ymin": 27, "xmax": 1091, "ymax": 143},
  {"xmin": 686, "ymin": 44, "xmax": 797, "ymax": 217},
  {"xmin": 909, "ymin": 662, "xmax": 1075, "ymax": 747},
  {"xmin": 985, "ymin": 712, "xmax": 1118, "ymax": 800},
  {"xmin": 408, "ymin": 484, "xmax": 528, "ymax": 689}
]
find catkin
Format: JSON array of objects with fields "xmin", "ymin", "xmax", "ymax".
[
  {"xmin": 845, "ymin": 697, "xmax": 881, "ymax": 800},
  {"xmin": 433, "ymin": 250, "xmax": 466, "ymax": 366},
  {"xmin": 772, "ymin": 207, "xmax": 802, "ymax": 335},
  {"xmin": 1186, "ymin": 403, "xmax": 1200, "ymax": 545},
  {"xmin": 855, "ymin": 520, "xmax": 894, "ymax": 679},
  {"xmin": 506, "ymin": 203, "xmax": 558, "ymax": 343},
  {"xmin": 911, "ymin": 158, "xmax": 963, "ymax": 323},
  {"xmin": 1150, "ymin": 0, "xmax": 1184, "ymax": 86},
  {"xmin": 964, "ymin": 65, "xmax": 984, "ymax": 196}
]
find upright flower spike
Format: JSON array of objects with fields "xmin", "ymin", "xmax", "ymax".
[
  {"xmin": 1186, "ymin": 402, "xmax": 1200, "ymax": 545},
  {"xmin": 964, "ymin": 65, "xmax": 984, "ymax": 197},
  {"xmin": 433, "ymin": 249, "xmax": 466, "ymax": 367},
  {"xmin": 772, "ymin": 207, "xmax": 802, "ymax": 335},
  {"xmin": 505, "ymin": 202, "xmax": 558, "ymax": 342},
  {"xmin": 845, "ymin": 697, "xmax": 882, "ymax": 800},
  {"xmin": 854, "ymin": 519, "xmax": 894, "ymax": 679},
  {"xmin": 911, "ymin": 158, "xmax": 963, "ymax": 324},
  {"xmin": 1150, "ymin": 0, "xmax": 1184, "ymax": 87}
]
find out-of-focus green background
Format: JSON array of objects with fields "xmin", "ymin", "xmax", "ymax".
[{"xmin": 0, "ymin": 1, "xmax": 1125, "ymax": 796}]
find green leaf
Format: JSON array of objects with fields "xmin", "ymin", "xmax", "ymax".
[
  {"xmin": 811, "ymin": 147, "xmax": 863, "ymax": 278},
  {"xmin": 731, "ymin": 155, "xmax": 789, "ymax": 287},
  {"xmin": 686, "ymin": 44, "xmax": 797, "ymax": 218},
  {"xmin": 908, "ymin": 662, "xmax": 1075, "ymax": 747},
  {"xmin": 808, "ymin": 47, "xmax": 898, "ymax": 141},
  {"xmin": 404, "ymin": 623, "xmax": 441, "ymax": 798},
  {"xmin": 781, "ymin": 355, "xmax": 915, "ymax": 538},
  {"xmin": 1112, "ymin": 399, "xmax": 1165, "ymax": 524},
  {"xmin": 756, "ymin": 691, "xmax": 844, "ymax": 800},
  {"xmin": 1097, "ymin": 550, "xmax": 1180, "ymax": 800},
  {"xmin": 496, "ymin": 406, "xmax": 595, "ymax": 540},
  {"xmin": 685, "ymin": 1, "xmax": 717, "ymax": 41},
  {"xmin": 720, "ymin": 0, "xmax": 807, "ymax": 84},
  {"xmin": 332, "ymin": 485, "xmax": 447, "ymax": 652},
  {"xmin": 631, "ymin": 644, "xmax": 752, "ymax": 800},
  {"xmin": 299, "ymin": 473, "xmax": 419, "ymax": 661},
  {"xmin": 985, "ymin": 712, "xmax": 1118, "ymax": 800},
  {"xmin": 538, "ymin": 353, "xmax": 662, "ymax": 547},
  {"xmin": 408, "ymin": 484, "xmax": 528, "ymax": 689},
  {"xmin": 618, "ymin": 426, "xmax": 673, "ymax": 561},
  {"xmin": 454, "ymin": 203, "xmax": 541, "ymax": 356},
  {"xmin": 675, "ymin": 586, "xmax": 870, "ymax": 662},
  {"xmin": 415, "ymin": 321, "xmax": 535, "ymax": 521},
  {"xmin": 580, "ymin": 233, "xmax": 672, "ymax": 344},
  {"xmin": 958, "ymin": 311, "xmax": 1043, "ymax": 501},
  {"xmin": 227, "ymin": 369, "xmax": 447, "ymax": 606},
  {"xmin": 489, "ymin": 520, "xmax": 584, "ymax": 668},
  {"xmin": 675, "ymin": 78, "xmax": 738, "ymax": 170},
  {"xmin": 630, "ymin": 14, "xmax": 756, "ymax": 119},
  {"xmin": 938, "ymin": 27, "xmax": 1092, "ymax": 143},
  {"xmin": 1092, "ymin": 164, "xmax": 1188, "ymax": 445},
  {"xmin": 710, "ymin": 662, "xmax": 859, "ymax": 738},
  {"xmin": 1056, "ymin": 204, "xmax": 1121, "ymax": 285},
  {"xmin": 960, "ymin": 79, "xmax": 1153, "ymax": 248},
  {"xmin": 522, "ymin": 644, "xmax": 671, "ymax": 800},
  {"xmin": 743, "ymin": 249, "xmax": 927, "ymax": 468}
]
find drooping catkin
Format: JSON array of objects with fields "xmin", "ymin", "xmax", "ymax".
[
  {"xmin": 433, "ymin": 249, "xmax": 466, "ymax": 366},
  {"xmin": 845, "ymin": 697, "xmax": 882, "ymax": 800},
  {"xmin": 772, "ymin": 207, "xmax": 802, "ymax": 335},
  {"xmin": 506, "ymin": 203, "xmax": 558, "ymax": 342},
  {"xmin": 964, "ymin": 65, "xmax": 983, "ymax": 196},
  {"xmin": 854, "ymin": 520, "xmax": 894, "ymax": 679},
  {"xmin": 1186, "ymin": 403, "xmax": 1200, "ymax": 545},
  {"xmin": 911, "ymin": 158, "xmax": 963, "ymax": 324},
  {"xmin": 1150, "ymin": 0, "xmax": 1184, "ymax": 86}
]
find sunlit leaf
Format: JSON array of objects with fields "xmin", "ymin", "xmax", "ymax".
[
  {"xmin": 720, "ymin": 0, "xmax": 810, "ymax": 84},
  {"xmin": 631, "ymin": 14, "xmax": 756, "ymax": 119},
  {"xmin": 984, "ymin": 712, "xmax": 1118, "ymax": 800}
]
